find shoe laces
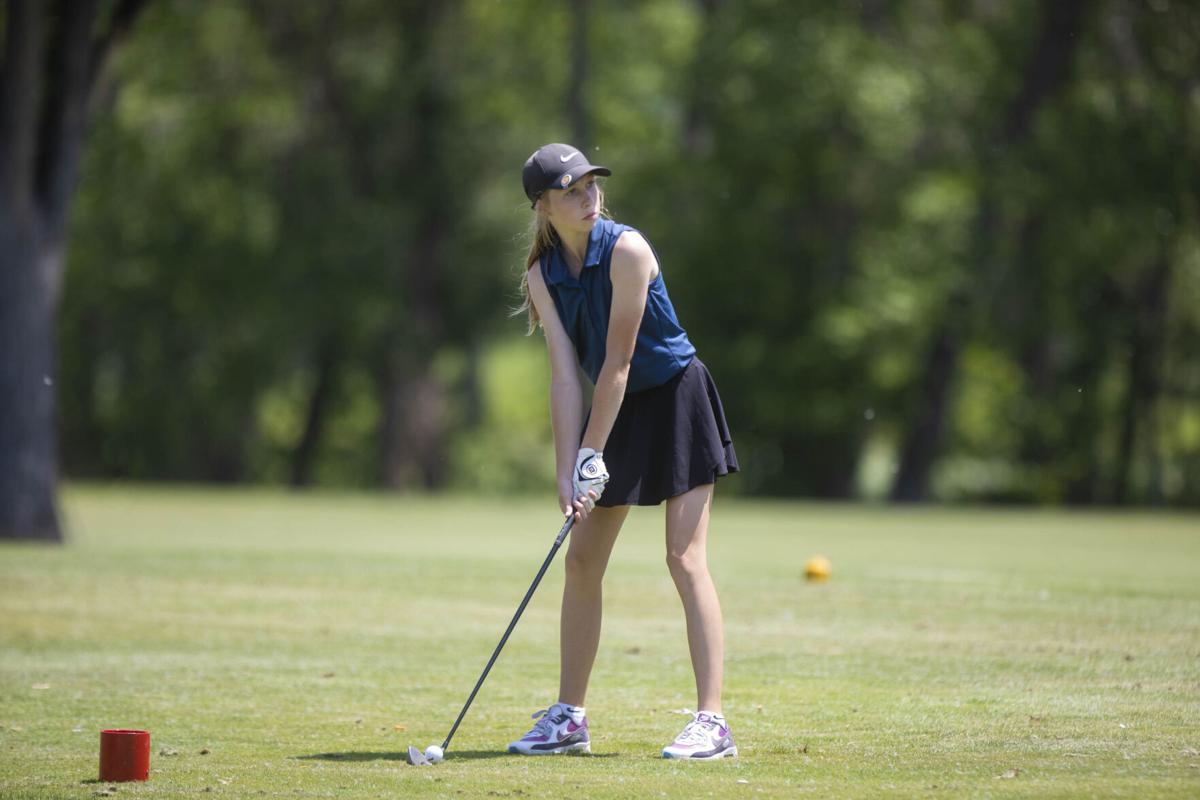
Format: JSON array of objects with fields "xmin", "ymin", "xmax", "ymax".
[
  {"xmin": 527, "ymin": 706, "xmax": 564, "ymax": 738},
  {"xmin": 676, "ymin": 714, "xmax": 721, "ymax": 745}
]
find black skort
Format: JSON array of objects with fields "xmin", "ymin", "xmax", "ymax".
[{"xmin": 597, "ymin": 357, "xmax": 738, "ymax": 507}]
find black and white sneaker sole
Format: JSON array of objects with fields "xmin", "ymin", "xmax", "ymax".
[
  {"xmin": 662, "ymin": 745, "xmax": 738, "ymax": 760},
  {"xmin": 508, "ymin": 742, "xmax": 591, "ymax": 756}
]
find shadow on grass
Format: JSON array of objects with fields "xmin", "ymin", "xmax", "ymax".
[
  {"xmin": 295, "ymin": 752, "xmax": 410, "ymax": 762},
  {"xmin": 294, "ymin": 750, "xmax": 618, "ymax": 762},
  {"xmin": 441, "ymin": 750, "xmax": 618, "ymax": 761}
]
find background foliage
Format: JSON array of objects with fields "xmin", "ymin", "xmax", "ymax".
[{"xmin": 59, "ymin": 0, "xmax": 1200, "ymax": 505}]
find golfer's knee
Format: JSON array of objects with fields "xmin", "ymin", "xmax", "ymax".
[
  {"xmin": 666, "ymin": 548, "xmax": 706, "ymax": 583},
  {"xmin": 564, "ymin": 545, "xmax": 606, "ymax": 584}
]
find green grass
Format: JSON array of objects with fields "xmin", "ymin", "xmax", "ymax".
[{"xmin": 2, "ymin": 486, "xmax": 1199, "ymax": 798}]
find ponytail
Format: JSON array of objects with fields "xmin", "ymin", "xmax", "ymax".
[{"xmin": 515, "ymin": 209, "xmax": 559, "ymax": 334}]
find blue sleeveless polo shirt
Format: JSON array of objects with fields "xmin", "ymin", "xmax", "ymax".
[{"xmin": 540, "ymin": 218, "xmax": 696, "ymax": 393}]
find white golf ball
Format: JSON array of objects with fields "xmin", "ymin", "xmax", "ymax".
[{"xmin": 424, "ymin": 745, "xmax": 444, "ymax": 763}]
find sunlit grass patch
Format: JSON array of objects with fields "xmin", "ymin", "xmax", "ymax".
[{"xmin": 1, "ymin": 486, "xmax": 1197, "ymax": 798}]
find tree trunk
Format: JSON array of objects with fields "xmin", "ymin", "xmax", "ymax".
[
  {"xmin": 0, "ymin": 219, "xmax": 62, "ymax": 540},
  {"xmin": 377, "ymin": 2, "xmax": 453, "ymax": 491},
  {"xmin": 378, "ymin": 209, "xmax": 450, "ymax": 490},
  {"xmin": 254, "ymin": 1, "xmax": 455, "ymax": 492},
  {"xmin": 290, "ymin": 337, "xmax": 340, "ymax": 488},
  {"xmin": 681, "ymin": 0, "xmax": 726, "ymax": 160},
  {"xmin": 0, "ymin": 0, "xmax": 149, "ymax": 539},
  {"xmin": 568, "ymin": 0, "xmax": 590, "ymax": 150},
  {"xmin": 889, "ymin": 298, "xmax": 965, "ymax": 502},
  {"xmin": 378, "ymin": 350, "xmax": 447, "ymax": 491},
  {"xmin": 889, "ymin": 0, "xmax": 1087, "ymax": 502},
  {"xmin": 1113, "ymin": 252, "xmax": 1170, "ymax": 504}
]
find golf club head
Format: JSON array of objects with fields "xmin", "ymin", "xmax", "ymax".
[{"xmin": 407, "ymin": 745, "xmax": 431, "ymax": 766}]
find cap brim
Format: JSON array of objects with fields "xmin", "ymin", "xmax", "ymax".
[
  {"xmin": 552, "ymin": 163, "xmax": 609, "ymax": 191},
  {"xmin": 552, "ymin": 163, "xmax": 609, "ymax": 188},
  {"xmin": 561, "ymin": 163, "xmax": 611, "ymax": 185},
  {"xmin": 529, "ymin": 164, "xmax": 612, "ymax": 207}
]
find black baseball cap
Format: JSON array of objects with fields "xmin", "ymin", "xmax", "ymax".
[{"xmin": 522, "ymin": 143, "xmax": 611, "ymax": 207}]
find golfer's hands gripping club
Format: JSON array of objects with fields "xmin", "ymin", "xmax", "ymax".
[{"xmin": 565, "ymin": 447, "xmax": 609, "ymax": 520}]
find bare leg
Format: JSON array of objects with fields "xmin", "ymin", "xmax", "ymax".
[
  {"xmin": 558, "ymin": 504, "xmax": 628, "ymax": 706},
  {"xmin": 665, "ymin": 484, "xmax": 723, "ymax": 713}
]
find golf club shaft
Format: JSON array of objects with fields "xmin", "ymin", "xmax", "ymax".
[{"xmin": 440, "ymin": 514, "xmax": 575, "ymax": 752}]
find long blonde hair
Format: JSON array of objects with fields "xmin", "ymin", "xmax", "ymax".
[{"xmin": 515, "ymin": 184, "xmax": 607, "ymax": 335}]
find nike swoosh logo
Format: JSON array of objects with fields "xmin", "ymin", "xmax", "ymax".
[{"xmin": 559, "ymin": 152, "xmax": 578, "ymax": 163}]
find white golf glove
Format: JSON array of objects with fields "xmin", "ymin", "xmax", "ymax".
[{"xmin": 573, "ymin": 448, "xmax": 610, "ymax": 510}]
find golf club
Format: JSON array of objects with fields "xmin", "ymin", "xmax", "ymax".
[{"xmin": 408, "ymin": 513, "xmax": 576, "ymax": 765}]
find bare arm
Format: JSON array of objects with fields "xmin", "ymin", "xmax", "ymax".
[
  {"xmin": 580, "ymin": 232, "xmax": 655, "ymax": 452},
  {"xmin": 526, "ymin": 263, "xmax": 593, "ymax": 518}
]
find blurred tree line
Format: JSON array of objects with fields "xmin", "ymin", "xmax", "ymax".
[{"xmin": 3, "ymin": 0, "xmax": 1198, "ymax": 540}]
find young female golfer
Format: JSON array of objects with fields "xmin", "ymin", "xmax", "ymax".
[{"xmin": 507, "ymin": 143, "xmax": 739, "ymax": 760}]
